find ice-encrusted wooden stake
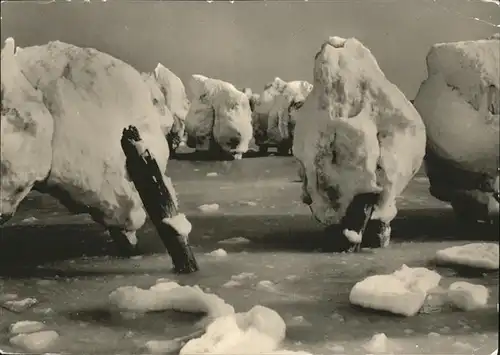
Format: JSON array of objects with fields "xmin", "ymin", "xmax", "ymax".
[{"xmin": 121, "ymin": 125, "xmax": 199, "ymax": 274}]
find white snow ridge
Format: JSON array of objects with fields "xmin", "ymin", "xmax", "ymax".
[{"xmin": 110, "ymin": 283, "xmax": 312, "ymax": 354}]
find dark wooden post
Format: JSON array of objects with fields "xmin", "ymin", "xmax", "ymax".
[{"xmin": 120, "ymin": 126, "xmax": 199, "ymax": 274}]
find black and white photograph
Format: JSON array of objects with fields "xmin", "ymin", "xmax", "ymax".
[{"xmin": 0, "ymin": 0, "xmax": 499, "ymax": 353}]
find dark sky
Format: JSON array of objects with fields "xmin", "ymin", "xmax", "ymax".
[{"xmin": 1, "ymin": 0, "xmax": 499, "ymax": 98}]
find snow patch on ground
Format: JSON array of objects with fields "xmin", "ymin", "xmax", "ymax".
[
  {"xmin": 198, "ymin": 203, "xmax": 220, "ymax": 213},
  {"xmin": 218, "ymin": 237, "xmax": 251, "ymax": 245},
  {"xmin": 206, "ymin": 248, "xmax": 228, "ymax": 257},
  {"xmin": 2, "ymin": 297, "xmax": 38, "ymax": 313},
  {"xmin": 109, "ymin": 281, "xmax": 234, "ymax": 318},
  {"xmin": 447, "ymin": 281, "xmax": 489, "ymax": 311},
  {"xmin": 9, "ymin": 321, "xmax": 46, "ymax": 334},
  {"xmin": 256, "ymin": 280, "xmax": 280, "ymax": 293},
  {"xmin": 362, "ymin": 333, "xmax": 400, "ymax": 354},
  {"xmin": 10, "ymin": 330, "xmax": 59, "ymax": 352},
  {"xmin": 435, "ymin": 243, "xmax": 499, "ymax": 270},
  {"xmin": 180, "ymin": 305, "xmax": 290, "ymax": 354}
]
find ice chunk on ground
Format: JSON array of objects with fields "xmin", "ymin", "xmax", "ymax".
[
  {"xmin": 10, "ymin": 330, "xmax": 59, "ymax": 352},
  {"xmin": 256, "ymin": 280, "xmax": 279, "ymax": 293},
  {"xmin": 231, "ymin": 272, "xmax": 257, "ymax": 281},
  {"xmin": 218, "ymin": 237, "xmax": 251, "ymax": 245},
  {"xmin": 391, "ymin": 264, "xmax": 442, "ymax": 293},
  {"xmin": 20, "ymin": 217, "xmax": 38, "ymax": 224},
  {"xmin": 240, "ymin": 200, "xmax": 257, "ymax": 206},
  {"xmin": 447, "ymin": 281, "xmax": 489, "ymax": 311},
  {"xmin": 223, "ymin": 280, "xmax": 242, "ymax": 288},
  {"xmin": 349, "ymin": 265, "xmax": 441, "ymax": 316},
  {"xmin": 362, "ymin": 333, "xmax": 399, "ymax": 354},
  {"xmin": 3, "ymin": 297, "xmax": 38, "ymax": 312},
  {"xmin": 206, "ymin": 248, "xmax": 228, "ymax": 257},
  {"xmin": 144, "ymin": 330, "xmax": 205, "ymax": 355},
  {"xmin": 10, "ymin": 321, "xmax": 45, "ymax": 334},
  {"xmin": 292, "ymin": 36, "xmax": 425, "ymax": 227},
  {"xmin": 109, "ymin": 281, "xmax": 234, "ymax": 317},
  {"xmin": 326, "ymin": 343, "xmax": 345, "ymax": 353},
  {"xmin": 206, "ymin": 172, "xmax": 218, "ymax": 177},
  {"xmin": 198, "ymin": 204, "xmax": 220, "ymax": 213},
  {"xmin": 435, "ymin": 243, "xmax": 499, "ymax": 270},
  {"xmin": 180, "ymin": 305, "xmax": 286, "ymax": 354}
]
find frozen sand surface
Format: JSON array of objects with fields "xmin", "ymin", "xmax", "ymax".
[{"xmin": 1, "ymin": 156, "xmax": 498, "ymax": 354}]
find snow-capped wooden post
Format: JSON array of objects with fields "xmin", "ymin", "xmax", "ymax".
[{"xmin": 120, "ymin": 125, "xmax": 199, "ymax": 274}]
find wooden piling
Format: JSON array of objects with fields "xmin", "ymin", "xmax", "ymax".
[{"xmin": 121, "ymin": 125, "xmax": 199, "ymax": 274}]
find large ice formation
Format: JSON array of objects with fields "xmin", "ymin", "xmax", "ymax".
[
  {"xmin": 1, "ymin": 38, "xmax": 179, "ymax": 253},
  {"xmin": 293, "ymin": 36, "xmax": 426, "ymax": 249},
  {"xmin": 413, "ymin": 36, "xmax": 500, "ymax": 223},
  {"xmin": 184, "ymin": 74, "xmax": 253, "ymax": 159},
  {"xmin": 253, "ymin": 77, "xmax": 313, "ymax": 155}
]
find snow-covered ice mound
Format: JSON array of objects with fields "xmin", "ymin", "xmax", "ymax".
[
  {"xmin": 435, "ymin": 243, "xmax": 499, "ymax": 270},
  {"xmin": 153, "ymin": 63, "xmax": 190, "ymax": 140},
  {"xmin": 142, "ymin": 63, "xmax": 190, "ymax": 149},
  {"xmin": 240, "ymin": 87, "xmax": 260, "ymax": 112},
  {"xmin": 349, "ymin": 264, "xmax": 441, "ymax": 316},
  {"xmin": 413, "ymin": 36, "xmax": 500, "ymax": 221},
  {"xmin": 185, "ymin": 74, "xmax": 253, "ymax": 158},
  {"xmin": 1, "ymin": 39, "xmax": 176, "ymax": 243},
  {"xmin": 109, "ymin": 281, "xmax": 234, "ymax": 318},
  {"xmin": 252, "ymin": 77, "xmax": 312, "ymax": 153},
  {"xmin": 0, "ymin": 38, "xmax": 54, "ymax": 221},
  {"xmin": 140, "ymin": 71, "xmax": 175, "ymax": 135},
  {"xmin": 293, "ymin": 36, "xmax": 425, "ymax": 247}
]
